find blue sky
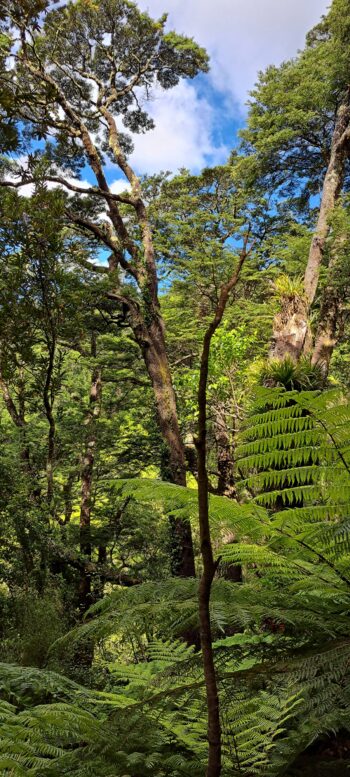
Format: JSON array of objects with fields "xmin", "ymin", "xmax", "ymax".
[
  {"xmin": 16, "ymin": 0, "xmax": 330, "ymax": 195},
  {"xmin": 102, "ymin": 0, "xmax": 330, "ymax": 188}
]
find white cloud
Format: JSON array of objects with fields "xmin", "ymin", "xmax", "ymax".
[
  {"xmin": 129, "ymin": 80, "xmax": 228, "ymax": 174},
  {"xmin": 125, "ymin": 0, "xmax": 329, "ymax": 172},
  {"xmin": 109, "ymin": 178, "xmax": 131, "ymax": 194},
  {"xmin": 13, "ymin": 183, "xmax": 36, "ymax": 197},
  {"xmin": 139, "ymin": 0, "xmax": 330, "ymax": 104}
]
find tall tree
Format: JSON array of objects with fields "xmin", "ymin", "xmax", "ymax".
[
  {"xmin": 241, "ymin": 0, "xmax": 350, "ymax": 371},
  {"xmin": 0, "ymin": 0, "xmax": 210, "ymax": 576}
]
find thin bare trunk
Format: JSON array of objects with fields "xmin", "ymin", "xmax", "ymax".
[
  {"xmin": 43, "ymin": 342, "xmax": 56, "ymax": 506},
  {"xmin": 196, "ymin": 249, "xmax": 247, "ymax": 777},
  {"xmin": 62, "ymin": 470, "xmax": 76, "ymax": 525}
]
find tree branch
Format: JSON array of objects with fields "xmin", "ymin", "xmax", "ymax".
[{"xmin": 48, "ymin": 542, "xmax": 140, "ymax": 586}]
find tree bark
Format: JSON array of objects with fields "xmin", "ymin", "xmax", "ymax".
[
  {"xmin": 68, "ymin": 83, "xmax": 196, "ymax": 577},
  {"xmin": 197, "ymin": 347, "xmax": 223, "ymax": 777},
  {"xmin": 311, "ymin": 286, "xmax": 343, "ymax": 376},
  {"xmin": 311, "ymin": 231, "xmax": 348, "ymax": 377},
  {"xmin": 270, "ymin": 293, "xmax": 312, "ymax": 362},
  {"xmin": 139, "ymin": 321, "xmax": 195, "ymax": 577}
]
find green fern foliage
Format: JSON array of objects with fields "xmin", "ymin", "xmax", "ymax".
[{"xmin": 1, "ymin": 387, "xmax": 350, "ymax": 776}]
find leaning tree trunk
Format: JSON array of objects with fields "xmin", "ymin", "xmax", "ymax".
[
  {"xmin": 81, "ymin": 103, "xmax": 197, "ymax": 579},
  {"xmin": 304, "ymin": 96, "xmax": 350, "ymax": 308},
  {"xmin": 271, "ymin": 93, "xmax": 350, "ymax": 363},
  {"xmin": 137, "ymin": 317, "xmax": 196, "ymax": 578}
]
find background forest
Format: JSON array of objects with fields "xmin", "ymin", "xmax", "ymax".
[{"xmin": 1, "ymin": 0, "xmax": 350, "ymax": 775}]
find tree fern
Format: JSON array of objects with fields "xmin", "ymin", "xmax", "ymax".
[{"xmin": 2, "ymin": 387, "xmax": 350, "ymax": 775}]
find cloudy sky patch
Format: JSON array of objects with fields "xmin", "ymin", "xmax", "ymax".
[{"xmin": 123, "ymin": 0, "xmax": 330, "ymax": 175}]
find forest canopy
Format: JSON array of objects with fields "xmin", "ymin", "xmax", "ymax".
[{"xmin": 1, "ymin": 1, "xmax": 350, "ymax": 775}]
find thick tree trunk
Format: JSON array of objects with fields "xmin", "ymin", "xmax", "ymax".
[
  {"xmin": 138, "ymin": 318, "xmax": 196, "ymax": 578},
  {"xmin": 79, "ymin": 337, "xmax": 102, "ymax": 613},
  {"xmin": 311, "ymin": 286, "xmax": 342, "ymax": 377},
  {"xmin": 304, "ymin": 98, "xmax": 350, "ymax": 308},
  {"xmin": 271, "ymin": 94, "xmax": 350, "ymax": 363},
  {"xmin": 143, "ymin": 330, "xmax": 187, "ymax": 487},
  {"xmin": 311, "ymin": 231, "xmax": 348, "ymax": 377}
]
